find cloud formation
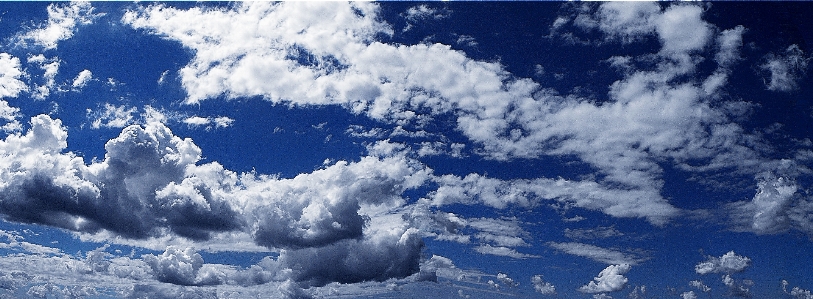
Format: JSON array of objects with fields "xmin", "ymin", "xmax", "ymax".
[
  {"xmin": 760, "ymin": 45, "xmax": 810, "ymax": 92},
  {"xmin": 579, "ymin": 264, "xmax": 631, "ymax": 293},
  {"xmin": 0, "ymin": 114, "xmax": 430, "ymax": 286},
  {"xmin": 694, "ymin": 251, "xmax": 750, "ymax": 275}
]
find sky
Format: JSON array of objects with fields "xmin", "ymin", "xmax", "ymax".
[{"xmin": 0, "ymin": 1, "xmax": 811, "ymax": 299}]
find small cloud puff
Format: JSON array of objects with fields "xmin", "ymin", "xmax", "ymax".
[
  {"xmin": 72, "ymin": 70, "xmax": 93, "ymax": 89},
  {"xmin": 579, "ymin": 264, "xmax": 631, "ymax": 294},
  {"xmin": 695, "ymin": 251, "xmax": 750, "ymax": 275},
  {"xmin": 531, "ymin": 275, "xmax": 556, "ymax": 295}
]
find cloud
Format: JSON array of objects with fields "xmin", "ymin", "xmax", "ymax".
[
  {"xmin": 694, "ymin": 251, "xmax": 751, "ymax": 275},
  {"xmin": 564, "ymin": 226, "xmax": 624, "ymax": 240},
  {"xmin": 182, "ymin": 115, "xmax": 235, "ymax": 129},
  {"xmin": 0, "ymin": 114, "xmax": 432, "ymax": 286},
  {"xmin": 548, "ymin": 242, "xmax": 646, "ymax": 265},
  {"xmin": 26, "ymin": 54, "xmax": 60, "ymax": 100},
  {"xmin": 579, "ymin": 264, "xmax": 631, "ymax": 293},
  {"xmin": 681, "ymin": 291, "xmax": 697, "ymax": 299},
  {"xmin": 87, "ymin": 103, "xmax": 138, "ymax": 129},
  {"xmin": 760, "ymin": 44, "xmax": 810, "ymax": 92},
  {"xmin": 121, "ymin": 2, "xmax": 791, "ymax": 230},
  {"xmin": 727, "ymin": 172, "xmax": 799, "ymax": 234},
  {"xmin": 428, "ymin": 173, "xmax": 678, "ymax": 225},
  {"xmin": 531, "ymin": 275, "xmax": 556, "ymax": 295},
  {"xmin": 0, "ymin": 53, "xmax": 27, "ymax": 99},
  {"xmin": 474, "ymin": 244, "xmax": 538, "ymax": 259},
  {"xmin": 72, "ymin": 69, "xmax": 93, "ymax": 89},
  {"xmin": 16, "ymin": 2, "xmax": 101, "ymax": 50},
  {"xmin": 142, "ymin": 246, "xmax": 205, "ymax": 285},
  {"xmin": 690, "ymin": 279, "xmax": 711, "ymax": 292}
]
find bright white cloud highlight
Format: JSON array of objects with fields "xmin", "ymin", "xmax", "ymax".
[
  {"xmin": 578, "ymin": 264, "xmax": 631, "ymax": 293},
  {"xmin": 72, "ymin": 69, "xmax": 93, "ymax": 89},
  {"xmin": 694, "ymin": 251, "xmax": 751, "ymax": 275},
  {"xmin": 17, "ymin": 2, "xmax": 100, "ymax": 50}
]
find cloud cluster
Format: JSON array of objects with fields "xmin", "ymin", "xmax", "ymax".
[
  {"xmin": 15, "ymin": 2, "xmax": 101, "ymax": 50},
  {"xmin": 578, "ymin": 264, "xmax": 631, "ymax": 293},
  {"xmin": 118, "ymin": 2, "xmax": 802, "ymax": 232},
  {"xmin": 531, "ymin": 275, "xmax": 556, "ymax": 295},
  {"xmin": 694, "ymin": 251, "xmax": 750, "ymax": 275},
  {"xmin": 760, "ymin": 45, "xmax": 810, "ymax": 92},
  {"xmin": 0, "ymin": 113, "xmax": 430, "ymax": 286}
]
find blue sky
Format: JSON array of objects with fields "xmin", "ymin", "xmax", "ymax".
[{"xmin": 0, "ymin": 2, "xmax": 812, "ymax": 298}]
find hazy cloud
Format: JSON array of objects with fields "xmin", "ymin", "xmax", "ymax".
[{"xmin": 760, "ymin": 44, "xmax": 810, "ymax": 92}]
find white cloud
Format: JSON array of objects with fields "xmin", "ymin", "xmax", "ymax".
[
  {"xmin": 17, "ymin": 2, "xmax": 101, "ymax": 50},
  {"xmin": 0, "ymin": 113, "xmax": 434, "ymax": 286},
  {"xmin": 690, "ymin": 279, "xmax": 711, "ymax": 292},
  {"xmin": 72, "ymin": 69, "xmax": 93, "ymax": 89},
  {"xmin": 531, "ymin": 275, "xmax": 556, "ymax": 295},
  {"xmin": 681, "ymin": 291, "xmax": 697, "ymax": 299},
  {"xmin": 0, "ymin": 53, "xmax": 27, "ymax": 99},
  {"xmin": 548, "ymin": 242, "xmax": 645, "ymax": 265},
  {"xmin": 473, "ymin": 245, "xmax": 538, "ymax": 259},
  {"xmin": 579, "ymin": 264, "xmax": 631, "ymax": 293},
  {"xmin": 183, "ymin": 116, "xmax": 209, "ymax": 126},
  {"xmin": 121, "ymin": 2, "xmax": 788, "ymax": 229},
  {"xmin": 694, "ymin": 251, "xmax": 750, "ymax": 275},
  {"xmin": 183, "ymin": 115, "xmax": 235, "ymax": 130},
  {"xmin": 142, "ymin": 246, "xmax": 206, "ymax": 285},
  {"xmin": 87, "ymin": 103, "xmax": 138, "ymax": 129},
  {"xmin": 27, "ymin": 54, "xmax": 60, "ymax": 100},
  {"xmin": 760, "ymin": 44, "xmax": 810, "ymax": 92},
  {"xmin": 727, "ymin": 173, "xmax": 798, "ymax": 234},
  {"xmin": 427, "ymin": 173, "xmax": 678, "ymax": 225}
]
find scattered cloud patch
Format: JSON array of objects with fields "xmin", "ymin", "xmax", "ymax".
[
  {"xmin": 760, "ymin": 44, "xmax": 810, "ymax": 92},
  {"xmin": 548, "ymin": 242, "xmax": 645, "ymax": 265},
  {"xmin": 16, "ymin": 2, "xmax": 101, "ymax": 50},
  {"xmin": 531, "ymin": 275, "xmax": 556, "ymax": 295},
  {"xmin": 72, "ymin": 69, "xmax": 93, "ymax": 90},
  {"xmin": 694, "ymin": 251, "xmax": 751, "ymax": 275},
  {"xmin": 579, "ymin": 264, "xmax": 631, "ymax": 293}
]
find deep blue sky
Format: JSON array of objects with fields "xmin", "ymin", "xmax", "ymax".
[{"xmin": 0, "ymin": 2, "xmax": 811, "ymax": 298}]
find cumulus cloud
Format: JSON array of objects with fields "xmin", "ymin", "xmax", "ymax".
[
  {"xmin": 548, "ymin": 242, "xmax": 646, "ymax": 265},
  {"xmin": 760, "ymin": 44, "xmax": 810, "ymax": 92},
  {"xmin": 120, "ymin": 2, "xmax": 789, "ymax": 229},
  {"xmin": 694, "ymin": 251, "xmax": 750, "ymax": 275},
  {"xmin": 0, "ymin": 53, "xmax": 27, "ymax": 100},
  {"xmin": 579, "ymin": 264, "xmax": 631, "ymax": 293},
  {"xmin": 727, "ymin": 172, "xmax": 798, "ymax": 234},
  {"xmin": 0, "ymin": 113, "xmax": 433, "ymax": 286},
  {"xmin": 27, "ymin": 54, "xmax": 60, "ymax": 100},
  {"xmin": 72, "ymin": 69, "xmax": 93, "ymax": 89},
  {"xmin": 531, "ymin": 275, "xmax": 556, "ymax": 295},
  {"xmin": 16, "ymin": 2, "xmax": 101, "ymax": 50}
]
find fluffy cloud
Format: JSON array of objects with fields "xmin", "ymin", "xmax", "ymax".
[
  {"xmin": 119, "ymin": 2, "xmax": 792, "ymax": 231},
  {"xmin": 547, "ymin": 242, "xmax": 646, "ymax": 265},
  {"xmin": 0, "ymin": 53, "xmax": 27, "ymax": 99},
  {"xmin": 0, "ymin": 114, "xmax": 431, "ymax": 286},
  {"xmin": 694, "ymin": 251, "xmax": 750, "ymax": 275},
  {"xmin": 183, "ymin": 115, "xmax": 234, "ymax": 129},
  {"xmin": 142, "ymin": 246, "xmax": 205, "ymax": 285},
  {"xmin": 72, "ymin": 69, "xmax": 93, "ymax": 89},
  {"xmin": 579, "ymin": 264, "xmax": 631, "ymax": 293},
  {"xmin": 727, "ymin": 173, "xmax": 798, "ymax": 234},
  {"xmin": 760, "ymin": 44, "xmax": 810, "ymax": 92},
  {"xmin": 531, "ymin": 275, "xmax": 556, "ymax": 295},
  {"xmin": 16, "ymin": 2, "xmax": 100, "ymax": 50}
]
